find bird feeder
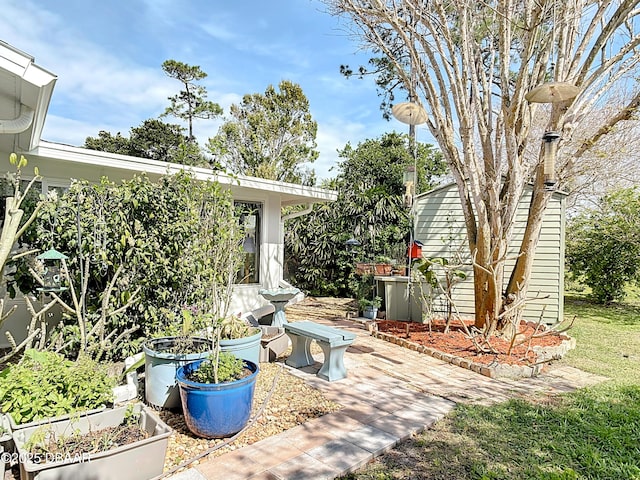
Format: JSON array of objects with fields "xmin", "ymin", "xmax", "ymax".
[
  {"xmin": 36, "ymin": 248, "xmax": 68, "ymax": 292},
  {"xmin": 403, "ymin": 165, "xmax": 416, "ymax": 185},
  {"xmin": 403, "ymin": 165, "xmax": 416, "ymax": 208},
  {"xmin": 408, "ymin": 240, "xmax": 423, "ymax": 260},
  {"xmin": 542, "ymin": 131, "xmax": 561, "ymax": 191}
]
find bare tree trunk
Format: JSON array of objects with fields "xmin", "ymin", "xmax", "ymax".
[{"xmin": 503, "ymin": 169, "xmax": 550, "ymax": 328}]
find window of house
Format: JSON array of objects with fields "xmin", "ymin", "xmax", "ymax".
[{"xmin": 235, "ymin": 202, "xmax": 262, "ymax": 284}]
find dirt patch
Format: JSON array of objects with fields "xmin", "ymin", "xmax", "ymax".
[{"xmin": 28, "ymin": 423, "xmax": 148, "ymax": 463}]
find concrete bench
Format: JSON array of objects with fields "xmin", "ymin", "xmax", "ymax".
[{"xmin": 284, "ymin": 320, "xmax": 356, "ymax": 381}]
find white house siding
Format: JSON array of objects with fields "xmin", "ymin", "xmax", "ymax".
[{"xmin": 414, "ymin": 183, "xmax": 565, "ymax": 325}]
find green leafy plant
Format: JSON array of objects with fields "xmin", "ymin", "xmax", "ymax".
[
  {"xmin": 566, "ymin": 187, "xmax": 640, "ymax": 304},
  {"xmin": 218, "ymin": 314, "xmax": 259, "ymax": 340},
  {"xmin": 0, "ymin": 349, "xmax": 115, "ymax": 425},
  {"xmin": 285, "ymin": 132, "xmax": 447, "ymax": 297},
  {"xmin": 374, "ymin": 255, "xmax": 393, "ymax": 264},
  {"xmin": 188, "ymin": 351, "xmax": 245, "ymax": 384},
  {"xmin": 14, "ymin": 171, "xmax": 242, "ymax": 361},
  {"xmin": 358, "ymin": 296, "xmax": 382, "ymax": 310}
]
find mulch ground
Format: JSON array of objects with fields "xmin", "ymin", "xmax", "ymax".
[{"xmin": 375, "ymin": 318, "xmax": 570, "ymax": 366}]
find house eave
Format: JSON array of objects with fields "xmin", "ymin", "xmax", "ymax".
[
  {"xmin": 32, "ymin": 140, "xmax": 337, "ymax": 205},
  {"xmin": 0, "ymin": 41, "xmax": 57, "ymax": 152}
]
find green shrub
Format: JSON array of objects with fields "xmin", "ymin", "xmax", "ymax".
[
  {"xmin": 13, "ymin": 171, "xmax": 241, "ymax": 360},
  {"xmin": 190, "ymin": 351, "xmax": 245, "ymax": 384},
  {"xmin": 0, "ymin": 350, "xmax": 115, "ymax": 425},
  {"xmin": 566, "ymin": 187, "xmax": 640, "ymax": 303}
]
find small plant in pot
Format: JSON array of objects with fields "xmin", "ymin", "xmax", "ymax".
[
  {"xmin": 217, "ymin": 313, "xmax": 262, "ymax": 365},
  {"xmin": 359, "ymin": 296, "xmax": 382, "ymax": 320},
  {"xmin": 176, "ymin": 318, "xmax": 260, "ymax": 439}
]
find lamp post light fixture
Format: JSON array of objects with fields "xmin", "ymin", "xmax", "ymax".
[
  {"xmin": 542, "ymin": 131, "xmax": 561, "ymax": 191},
  {"xmin": 36, "ymin": 248, "xmax": 68, "ymax": 292}
]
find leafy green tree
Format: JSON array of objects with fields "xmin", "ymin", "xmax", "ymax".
[
  {"xmin": 15, "ymin": 172, "xmax": 239, "ymax": 360},
  {"xmin": 83, "ymin": 118, "xmax": 206, "ymax": 165},
  {"xmin": 84, "ymin": 131, "xmax": 131, "ymax": 156},
  {"xmin": 128, "ymin": 119, "xmax": 188, "ymax": 162},
  {"xmin": 207, "ymin": 80, "xmax": 318, "ymax": 185},
  {"xmin": 161, "ymin": 59, "xmax": 223, "ymax": 141},
  {"xmin": 566, "ymin": 188, "xmax": 640, "ymax": 304},
  {"xmin": 285, "ymin": 132, "xmax": 446, "ymax": 296}
]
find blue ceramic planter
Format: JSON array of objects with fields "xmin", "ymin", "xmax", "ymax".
[{"xmin": 176, "ymin": 359, "xmax": 259, "ymax": 439}]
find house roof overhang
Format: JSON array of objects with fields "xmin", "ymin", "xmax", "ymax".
[
  {"xmin": 0, "ymin": 41, "xmax": 57, "ymax": 153},
  {"xmin": 32, "ymin": 141, "xmax": 337, "ymax": 206}
]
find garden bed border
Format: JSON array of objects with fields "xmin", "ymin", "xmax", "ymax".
[{"xmin": 370, "ymin": 327, "xmax": 576, "ymax": 379}]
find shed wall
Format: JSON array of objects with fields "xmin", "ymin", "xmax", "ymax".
[{"xmin": 414, "ymin": 184, "xmax": 565, "ymax": 324}]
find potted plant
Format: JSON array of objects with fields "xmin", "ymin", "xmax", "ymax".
[
  {"xmin": 142, "ymin": 311, "xmax": 262, "ymax": 410},
  {"xmin": 12, "ymin": 402, "xmax": 171, "ymax": 480},
  {"xmin": 359, "ymin": 296, "xmax": 382, "ymax": 320},
  {"xmin": 217, "ymin": 313, "xmax": 262, "ymax": 364},
  {"xmin": 176, "ymin": 317, "xmax": 259, "ymax": 439},
  {"xmin": 374, "ymin": 256, "xmax": 393, "ymax": 275},
  {"xmin": 0, "ymin": 349, "xmax": 116, "ymax": 428},
  {"xmin": 174, "ymin": 177, "xmax": 260, "ymax": 437},
  {"xmin": 142, "ymin": 308, "xmax": 213, "ymax": 409}
]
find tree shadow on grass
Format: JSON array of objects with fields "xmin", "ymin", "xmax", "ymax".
[{"xmin": 565, "ymin": 295, "xmax": 640, "ymax": 326}]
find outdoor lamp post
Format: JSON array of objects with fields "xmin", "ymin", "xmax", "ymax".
[
  {"xmin": 392, "ymin": 101, "xmax": 428, "ymax": 321},
  {"xmin": 36, "ymin": 248, "xmax": 68, "ymax": 292},
  {"xmin": 542, "ymin": 131, "xmax": 561, "ymax": 191}
]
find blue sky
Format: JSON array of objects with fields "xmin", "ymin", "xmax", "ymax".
[{"xmin": 0, "ymin": 0, "xmax": 427, "ymax": 180}]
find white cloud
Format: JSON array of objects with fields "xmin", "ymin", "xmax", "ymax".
[
  {"xmin": 200, "ymin": 21, "xmax": 241, "ymax": 43},
  {"xmin": 1, "ymin": 0, "xmax": 174, "ymax": 126},
  {"xmin": 41, "ymin": 115, "xmax": 120, "ymax": 146}
]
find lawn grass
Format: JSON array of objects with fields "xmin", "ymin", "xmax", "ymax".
[
  {"xmin": 561, "ymin": 292, "xmax": 640, "ymax": 385},
  {"xmin": 341, "ymin": 384, "xmax": 640, "ymax": 480},
  {"xmin": 341, "ymin": 295, "xmax": 640, "ymax": 480}
]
